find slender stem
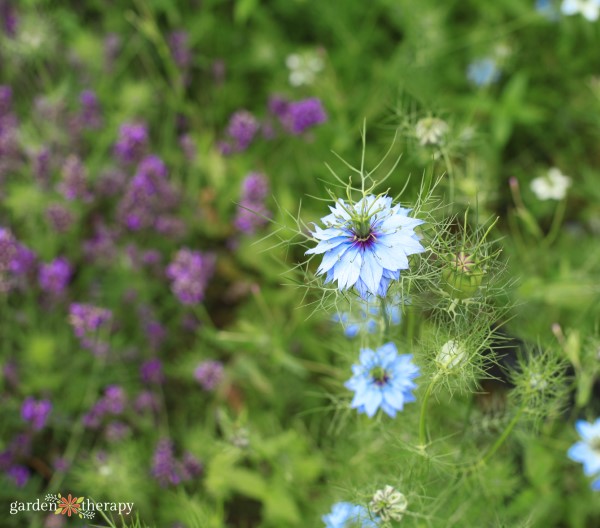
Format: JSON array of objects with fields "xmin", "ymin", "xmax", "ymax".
[
  {"xmin": 477, "ymin": 406, "xmax": 524, "ymax": 467},
  {"xmin": 380, "ymin": 296, "xmax": 390, "ymax": 341},
  {"xmin": 419, "ymin": 373, "xmax": 439, "ymax": 447},
  {"xmin": 541, "ymin": 198, "xmax": 567, "ymax": 249}
]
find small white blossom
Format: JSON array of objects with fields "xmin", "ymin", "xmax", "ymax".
[
  {"xmin": 561, "ymin": 0, "xmax": 600, "ymax": 21},
  {"xmin": 436, "ymin": 340, "xmax": 468, "ymax": 370},
  {"xmin": 415, "ymin": 117, "xmax": 449, "ymax": 146},
  {"xmin": 370, "ymin": 485, "xmax": 408, "ymax": 522},
  {"xmin": 285, "ymin": 51, "xmax": 324, "ymax": 86},
  {"xmin": 530, "ymin": 168, "xmax": 572, "ymax": 201}
]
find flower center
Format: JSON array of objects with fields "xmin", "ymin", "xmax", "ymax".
[
  {"xmin": 370, "ymin": 366, "xmax": 390, "ymax": 386},
  {"xmin": 352, "ymin": 218, "xmax": 377, "ymax": 249}
]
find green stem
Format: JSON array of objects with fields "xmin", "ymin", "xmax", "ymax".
[
  {"xmin": 418, "ymin": 374, "xmax": 439, "ymax": 447},
  {"xmin": 477, "ymin": 407, "xmax": 524, "ymax": 467},
  {"xmin": 380, "ymin": 296, "xmax": 390, "ymax": 341}
]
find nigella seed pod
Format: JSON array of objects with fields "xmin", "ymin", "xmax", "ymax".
[{"xmin": 441, "ymin": 251, "xmax": 484, "ymax": 299}]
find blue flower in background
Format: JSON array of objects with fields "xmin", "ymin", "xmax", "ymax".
[
  {"xmin": 345, "ymin": 343, "xmax": 419, "ymax": 418},
  {"xmin": 333, "ymin": 295, "xmax": 404, "ymax": 338},
  {"xmin": 561, "ymin": 0, "xmax": 600, "ymax": 21},
  {"xmin": 467, "ymin": 58, "xmax": 501, "ymax": 87},
  {"xmin": 306, "ymin": 195, "xmax": 425, "ymax": 299},
  {"xmin": 567, "ymin": 418, "xmax": 600, "ymax": 488},
  {"xmin": 536, "ymin": 0, "xmax": 560, "ymax": 19},
  {"xmin": 323, "ymin": 501, "xmax": 379, "ymax": 527}
]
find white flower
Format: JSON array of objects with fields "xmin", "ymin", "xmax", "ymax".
[
  {"xmin": 415, "ymin": 117, "xmax": 449, "ymax": 146},
  {"xmin": 370, "ymin": 485, "xmax": 408, "ymax": 522},
  {"xmin": 436, "ymin": 340, "xmax": 468, "ymax": 370},
  {"xmin": 285, "ymin": 51, "xmax": 324, "ymax": 86},
  {"xmin": 530, "ymin": 168, "xmax": 572, "ymax": 200},
  {"xmin": 561, "ymin": 0, "xmax": 600, "ymax": 21}
]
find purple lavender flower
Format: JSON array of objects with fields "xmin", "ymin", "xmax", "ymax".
[
  {"xmin": 45, "ymin": 204, "xmax": 75, "ymax": 233},
  {"xmin": 166, "ymin": 249, "xmax": 215, "ymax": 305},
  {"xmin": 268, "ymin": 95, "xmax": 289, "ymax": 118},
  {"xmin": 58, "ymin": 155, "xmax": 91, "ymax": 201},
  {"xmin": 235, "ymin": 172, "xmax": 271, "ymax": 234},
  {"xmin": 31, "ymin": 147, "xmax": 52, "ymax": 188},
  {"xmin": 0, "ymin": 85, "xmax": 12, "ymax": 117},
  {"xmin": 38, "ymin": 257, "xmax": 72, "ymax": 295},
  {"xmin": 118, "ymin": 155, "xmax": 180, "ymax": 231},
  {"xmin": 68, "ymin": 303, "xmax": 112, "ymax": 345},
  {"xmin": 140, "ymin": 358, "xmax": 164, "ymax": 384},
  {"xmin": 83, "ymin": 223, "xmax": 118, "ymax": 264},
  {"xmin": 104, "ymin": 33, "xmax": 121, "ymax": 71},
  {"xmin": 194, "ymin": 360, "xmax": 224, "ymax": 391},
  {"xmin": 180, "ymin": 452, "xmax": 203, "ymax": 480},
  {"xmin": 7, "ymin": 465, "xmax": 29, "ymax": 487},
  {"xmin": 114, "ymin": 122, "xmax": 148, "ymax": 163},
  {"xmin": 0, "ymin": 2, "xmax": 18, "ymax": 37},
  {"xmin": 145, "ymin": 321, "xmax": 166, "ymax": 351},
  {"xmin": 11, "ymin": 243, "xmax": 36, "ymax": 276},
  {"xmin": 105, "ymin": 421, "xmax": 130, "ymax": 442},
  {"xmin": 151, "ymin": 439, "xmax": 181, "ymax": 487},
  {"xmin": 53, "ymin": 457, "xmax": 69, "ymax": 472},
  {"xmin": 95, "ymin": 168, "xmax": 127, "ymax": 197},
  {"xmin": 79, "ymin": 90, "xmax": 102, "ymax": 129},
  {"xmin": 179, "ymin": 134, "xmax": 196, "ymax": 162},
  {"xmin": 103, "ymin": 385, "xmax": 126, "ymax": 414},
  {"xmin": 134, "ymin": 390, "xmax": 160, "ymax": 414},
  {"xmin": 226, "ymin": 110, "xmax": 259, "ymax": 152},
  {"xmin": 282, "ymin": 97, "xmax": 327, "ymax": 135},
  {"xmin": 168, "ymin": 31, "xmax": 192, "ymax": 70},
  {"xmin": 21, "ymin": 397, "xmax": 52, "ymax": 430}
]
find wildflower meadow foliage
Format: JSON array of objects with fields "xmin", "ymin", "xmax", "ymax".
[{"xmin": 1, "ymin": 1, "xmax": 600, "ymax": 527}]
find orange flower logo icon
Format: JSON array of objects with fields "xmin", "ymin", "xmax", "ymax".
[{"xmin": 54, "ymin": 493, "xmax": 84, "ymax": 517}]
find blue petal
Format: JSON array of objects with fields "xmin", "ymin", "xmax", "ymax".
[{"xmin": 361, "ymin": 249, "xmax": 384, "ymax": 295}]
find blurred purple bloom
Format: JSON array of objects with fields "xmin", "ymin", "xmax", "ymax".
[
  {"xmin": 179, "ymin": 134, "xmax": 196, "ymax": 162},
  {"xmin": 38, "ymin": 257, "xmax": 71, "ymax": 295},
  {"xmin": 10, "ymin": 243, "xmax": 36, "ymax": 276},
  {"xmin": 166, "ymin": 249, "xmax": 215, "ymax": 305},
  {"xmin": 95, "ymin": 168, "xmax": 127, "ymax": 197},
  {"xmin": 168, "ymin": 31, "xmax": 192, "ymax": 70},
  {"xmin": 268, "ymin": 95, "xmax": 289, "ymax": 118},
  {"xmin": 104, "ymin": 33, "xmax": 121, "ymax": 71},
  {"xmin": 134, "ymin": 390, "xmax": 160, "ymax": 414},
  {"xmin": 58, "ymin": 155, "xmax": 91, "ymax": 201},
  {"xmin": 114, "ymin": 122, "xmax": 148, "ymax": 163},
  {"xmin": 79, "ymin": 90, "xmax": 102, "ymax": 129},
  {"xmin": 105, "ymin": 421, "xmax": 130, "ymax": 442},
  {"xmin": 118, "ymin": 155, "xmax": 180, "ymax": 232},
  {"xmin": 69, "ymin": 302, "xmax": 112, "ymax": 338},
  {"xmin": 45, "ymin": 204, "xmax": 75, "ymax": 233},
  {"xmin": 0, "ymin": 2, "xmax": 18, "ymax": 37},
  {"xmin": 235, "ymin": 172, "xmax": 271, "ymax": 234},
  {"xmin": 226, "ymin": 110, "xmax": 259, "ymax": 152},
  {"xmin": 152, "ymin": 439, "xmax": 181, "ymax": 487},
  {"xmin": 212, "ymin": 59, "xmax": 226, "ymax": 84},
  {"xmin": 180, "ymin": 452, "xmax": 203, "ymax": 480},
  {"xmin": 103, "ymin": 385, "xmax": 126, "ymax": 414},
  {"xmin": 194, "ymin": 360, "xmax": 224, "ymax": 391},
  {"xmin": 0, "ymin": 85, "xmax": 12, "ymax": 117},
  {"xmin": 21, "ymin": 397, "xmax": 52, "ymax": 430},
  {"xmin": 140, "ymin": 358, "xmax": 164, "ymax": 384},
  {"xmin": 83, "ymin": 223, "xmax": 118, "ymax": 264},
  {"xmin": 282, "ymin": 97, "xmax": 327, "ymax": 135},
  {"xmin": 32, "ymin": 147, "xmax": 52, "ymax": 188},
  {"xmin": 7, "ymin": 465, "xmax": 29, "ymax": 487}
]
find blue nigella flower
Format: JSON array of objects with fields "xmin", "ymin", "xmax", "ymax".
[
  {"xmin": 536, "ymin": 0, "xmax": 560, "ymax": 19},
  {"xmin": 306, "ymin": 195, "xmax": 425, "ymax": 299},
  {"xmin": 345, "ymin": 342, "xmax": 419, "ymax": 418},
  {"xmin": 322, "ymin": 501, "xmax": 379, "ymax": 527},
  {"xmin": 567, "ymin": 418, "xmax": 600, "ymax": 488},
  {"xmin": 333, "ymin": 294, "xmax": 403, "ymax": 338},
  {"xmin": 467, "ymin": 58, "xmax": 501, "ymax": 87}
]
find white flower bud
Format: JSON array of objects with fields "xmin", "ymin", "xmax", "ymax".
[
  {"xmin": 436, "ymin": 340, "xmax": 468, "ymax": 370},
  {"xmin": 370, "ymin": 485, "xmax": 408, "ymax": 522}
]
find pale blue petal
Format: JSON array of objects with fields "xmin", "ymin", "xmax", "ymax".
[{"xmin": 361, "ymin": 249, "xmax": 384, "ymax": 295}]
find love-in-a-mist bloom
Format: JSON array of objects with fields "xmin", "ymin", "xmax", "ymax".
[
  {"xmin": 345, "ymin": 342, "xmax": 419, "ymax": 418},
  {"xmin": 567, "ymin": 418, "xmax": 600, "ymax": 490},
  {"xmin": 306, "ymin": 195, "xmax": 424, "ymax": 299},
  {"xmin": 322, "ymin": 501, "xmax": 379, "ymax": 528}
]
